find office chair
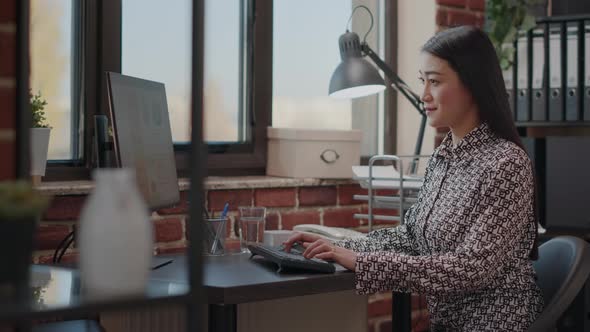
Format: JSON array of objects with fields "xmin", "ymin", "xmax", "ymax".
[{"xmin": 528, "ymin": 236, "xmax": 590, "ymax": 332}]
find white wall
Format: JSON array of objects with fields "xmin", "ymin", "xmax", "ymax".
[{"xmin": 396, "ymin": 1, "xmax": 436, "ymax": 158}]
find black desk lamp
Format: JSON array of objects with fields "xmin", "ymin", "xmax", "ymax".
[
  {"xmin": 330, "ymin": 10, "xmax": 419, "ymax": 330},
  {"xmin": 329, "ymin": 5, "xmax": 427, "ymax": 168}
]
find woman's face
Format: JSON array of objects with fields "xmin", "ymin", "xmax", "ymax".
[{"xmin": 418, "ymin": 52, "xmax": 478, "ymax": 131}]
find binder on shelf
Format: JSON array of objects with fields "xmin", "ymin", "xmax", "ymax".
[
  {"xmin": 566, "ymin": 24, "xmax": 579, "ymax": 121},
  {"xmin": 516, "ymin": 32, "xmax": 530, "ymax": 121},
  {"xmin": 549, "ymin": 25, "xmax": 563, "ymax": 121},
  {"xmin": 501, "ymin": 43, "xmax": 515, "ymax": 117},
  {"xmin": 584, "ymin": 21, "xmax": 590, "ymax": 121},
  {"xmin": 532, "ymin": 28, "xmax": 547, "ymax": 121}
]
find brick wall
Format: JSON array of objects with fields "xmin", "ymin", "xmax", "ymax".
[
  {"xmin": 0, "ymin": 0, "xmax": 17, "ymax": 180},
  {"xmin": 435, "ymin": 0, "xmax": 486, "ymax": 29},
  {"xmin": 35, "ymin": 184, "xmax": 409, "ymax": 261},
  {"xmin": 35, "ymin": 182, "xmax": 429, "ymax": 331}
]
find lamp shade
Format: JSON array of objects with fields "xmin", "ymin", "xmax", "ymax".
[{"xmin": 329, "ymin": 31, "xmax": 385, "ymax": 99}]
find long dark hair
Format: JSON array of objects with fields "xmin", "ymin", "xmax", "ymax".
[{"xmin": 421, "ymin": 26, "xmax": 538, "ymax": 260}]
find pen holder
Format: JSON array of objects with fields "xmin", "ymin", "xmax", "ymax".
[{"xmin": 203, "ymin": 217, "xmax": 228, "ymax": 256}]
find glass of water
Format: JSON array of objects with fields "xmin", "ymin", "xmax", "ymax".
[{"xmin": 238, "ymin": 206, "xmax": 266, "ymax": 252}]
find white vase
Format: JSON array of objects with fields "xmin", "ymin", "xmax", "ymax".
[
  {"xmin": 79, "ymin": 168, "xmax": 153, "ymax": 299},
  {"xmin": 30, "ymin": 128, "xmax": 51, "ymax": 176}
]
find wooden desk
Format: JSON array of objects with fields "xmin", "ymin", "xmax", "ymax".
[{"xmin": 152, "ymin": 253, "xmax": 356, "ymax": 332}]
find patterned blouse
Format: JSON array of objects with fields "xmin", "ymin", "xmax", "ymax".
[{"xmin": 336, "ymin": 123, "xmax": 543, "ymax": 331}]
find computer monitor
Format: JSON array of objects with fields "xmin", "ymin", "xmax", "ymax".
[{"xmin": 106, "ymin": 72, "xmax": 180, "ymax": 210}]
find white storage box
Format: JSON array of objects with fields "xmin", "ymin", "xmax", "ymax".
[{"xmin": 266, "ymin": 127, "xmax": 362, "ymax": 179}]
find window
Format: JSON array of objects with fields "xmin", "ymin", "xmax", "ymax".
[
  {"xmin": 203, "ymin": 0, "xmax": 245, "ymax": 143},
  {"xmin": 121, "ymin": 0, "xmax": 192, "ymax": 143},
  {"xmin": 34, "ymin": 0, "xmax": 395, "ymax": 179},
  {"xmin": 272, "ymin": 0, "xmax": 386, "ymax": 156},
  {"xmin": 120, "ymin": 0, "xmax": 266, "ymax": 175},
  {"xmin": 30, "ymin": 0, "xmax": 75, "ymax": 160}
]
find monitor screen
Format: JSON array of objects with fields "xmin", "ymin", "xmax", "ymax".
[{"xmin": 106, "ymin": 72, "xmax": 180, "ymax": 210}]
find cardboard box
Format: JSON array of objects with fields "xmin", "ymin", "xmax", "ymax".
[{"xmin": 266, "ymin": 127, "xmax": 362, "ymax": 178}]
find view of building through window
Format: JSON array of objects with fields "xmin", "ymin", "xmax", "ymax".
[{"xmin": 30, "ymin": 0, "xmax": 72, "ymax": 160}]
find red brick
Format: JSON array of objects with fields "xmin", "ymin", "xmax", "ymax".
[
  {"xmin": 156, "ymin": 246, "xmax": 187, "ymax": 255},
  {"xmin": 224, "ymin": 238, "xmax": 241, "ymax": 252},
  {"xmin": 37, "ymin": 252, "xmax": 79, "ymax": 264},
  {"xmin": 359, "ymin": 207, "xmax": 400, "ymax": 226},
  {"xmin": 447, "ymin": 9, "xmax": 478, "ymax": 26},
  {"xmin": 374, "ymin": 189, "xmax": 399, "ymax": 196},
  {"xmin": 411, "ymin": 309, "xmax": 431, "ymax": 332},
  {"xmin": 0, "ymin": 0, "xmax": 15, "ymax": 23},
  {"xmin": 436, "ymin": 0, "xmax": 466, "ymax": 7},
  {"xmin": 338, "ymin": 184, "xmax": 367, "ymax": 205},
  {"xmin": 154, "ymin": 218, "xmax": 183, "ymax": 242},
  {"xmin": 226, "ymin": 216, "xmax": 234, "ymax": 237},
  {"xmin": 377, "ymin": 319, "xmax": 392, "ymax": 332},
  {"xmin": 265, "ymin": 212, "xmax": 279, "ymax": 230},
  {"xmin": 59, "ymin": 253, "xmax": 79, "ymax": 264},
  {"xmin": 34, "ymin": 224, "xmax": 72, "ymax": 250},
  {"xmin": 281, "ymin": 210, "xmax": 320, "ymax": 230},
  {"xmin": 42, "ymin": 196, "xmax": 86, "ymax": 221},
  {"xmin": 0, "ymin": 140, "xmax": 15, "ymax": 180},
  {"xmin": 468, "ymin": 0, "xmax": 485, "ymax": 11},
  {"xmin": 412, "ymin": 294, "xmax": 428, "ymax": 310},
  {"xmin": 368, "ymin": 297, "xmax": 392, "ymax": 318},
  {"xmin": 208, "ymin": 189, "xmax": 252, "ymax": 211},
  {"xmin": 157, "ymin": 191, "xmax": 189, "ymax": 215},
  {"xmin": 361, "ymin": 206, "xmax": 400, "ymax": 217},
  {"xmin": 299, "ymin": 186, "xmax": 336, "ymax": 206},
  {"xmin": 0, "ymin": 88, "xmax": 15, "ymax": 130},
  {"xmin": 436, "ymin": 8, "xmax": 448, "ymax": 26},
  {"xmin": 323, "ymin": 207, "xmax": 360, "ymax": 228},
  {"xmin": 254, "ymin": 188, "xmax": 296, "ymax": 207},
  {"xmin": 0, "ymin": 31, "xmax": 15, "ymax": 77},
  {"xmin": 474, "ymin": 13, "xmax": 485, "ymax": 28}
]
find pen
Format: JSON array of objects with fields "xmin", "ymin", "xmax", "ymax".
[
  {"xmin": 220, "ymin": 202, "xmax": 230, "ymax": 218},
  {"xmin": 151, "ymin": 259, "xmax": 174, "ymax": 270},
  {"xmin": 212, "ymin": 202, "xmax": 230, "ymax": 254}
]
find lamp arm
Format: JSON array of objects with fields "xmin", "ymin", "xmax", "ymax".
[
  {"xmin": 362, "ymin": 44, "xmax": 425, "ymax": 116},
  {"xmin": 362, "ymin": 43, "xmax": 426, "ymax": 170}
]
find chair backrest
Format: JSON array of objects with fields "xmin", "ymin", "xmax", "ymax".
[{"xmin": 528, "ymin": 236, "xmax": 590, "ymax": 332}]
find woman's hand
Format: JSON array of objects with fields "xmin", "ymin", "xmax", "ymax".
[
  {"xmin": 283, "ymin": 231, "xmax": 323, "ymax": 252},
  {"xmin": 283, "ymin": 232, "xmax": 358, "ymax": 271}
]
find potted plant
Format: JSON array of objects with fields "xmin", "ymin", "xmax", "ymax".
[
  {"xmin": 0, "ymin": 181, "xmax": 49, "ymax": 302},
  {"xmin": 30, "ymin": 91, "xmax": 51, "ymax": 184}
]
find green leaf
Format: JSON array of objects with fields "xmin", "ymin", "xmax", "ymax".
[
  {"xmin": 520, "ymin": 14, "xmax": 536, "ymax": 32},
  {"xmin": 500, "ymin": 58, "xmax": 510, "ymax": 70}
]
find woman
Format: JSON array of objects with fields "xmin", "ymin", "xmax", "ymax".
[{"xmin": 284, "ymin": 26, "xmax": 543, "ymax": 331}]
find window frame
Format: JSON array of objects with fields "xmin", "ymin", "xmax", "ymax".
[{"xmin": 44, "ymin": 0, "xmax": 397, "ymax": 180}]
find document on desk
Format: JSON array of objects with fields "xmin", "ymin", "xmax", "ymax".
[{"xmin": 352, "ymin": 166, "xmax": 423, "ymax": 189}]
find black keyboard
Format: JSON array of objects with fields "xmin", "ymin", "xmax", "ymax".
[{"xmin": 248, "ymin": 244, "xmax": 335, "ymax": 273}]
